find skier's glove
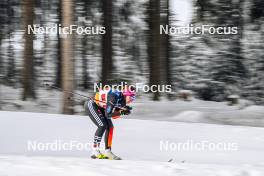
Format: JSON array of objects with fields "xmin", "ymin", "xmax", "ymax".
[
  {"xmin": 120, "ymin": 109, "xmax": 131, "ymax": 115},
  {"xmin": 125, "ymin": 106, "xmax": 132, "ymax": 111}
]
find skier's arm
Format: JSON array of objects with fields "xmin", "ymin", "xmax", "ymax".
[
  {"xmin": 119, "ymin": 95, "xmax": 132, "ymax": 115},
  {"xmin": 120, "ymin": 106, "xmax": 132, "ymax": 115},
  {"xmin": 111, "ymin": 107, "xmax": 131, "ymax": 118},
  {"xmin": 105, "ymin": 94, "xmax": 117, "ymax": 119},
  {"xmin": 115, "ymin": 95, "xmax": 132, "ymax": 116}
]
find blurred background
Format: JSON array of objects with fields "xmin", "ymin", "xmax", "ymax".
[{"xmin": 0, "ymin": 0, "xmax": 263, "ymax": 122}]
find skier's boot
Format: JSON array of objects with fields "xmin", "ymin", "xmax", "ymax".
[
  {"xmin": 104, "ymin": 149, "xmax": 122, "ymax": 160},
  {"xmin": 91, "ymin": 148, "xmax": 108, "ymax": 159}
]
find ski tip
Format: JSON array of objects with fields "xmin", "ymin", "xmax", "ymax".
[
  {"xmin": 90, "ymin": 155, "xmax": 110, "ymax": 160},
  {"xmin": 90, "ymin": 155, "xmax": 97, "ymax": 159},
  {"xmin": 168, "ymin": 159, "xmax": 186, "ymax": 163},
  {"xmin": 168, "ymin": 158, "xmax": 173, "ymax": 162}
]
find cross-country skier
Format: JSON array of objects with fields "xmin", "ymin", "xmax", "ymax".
[{"xmin": 84, "ymin": 86, "xmax": 136, "ymax": 160}]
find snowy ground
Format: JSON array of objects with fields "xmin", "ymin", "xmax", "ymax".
[
  {"xmin": 0, "ymin": 111, "xmax": 264, "ymax": 175},
  {"xmin": 1, "ymin": 85, "xmax": 264, "ymax": 127},
  {"xmin": 130, "ymin": 99, "xmax": 264, "ymax": 127},
  {"xmin": 1, "ymin": 155, "xmax": 264, "ymax": 176}
]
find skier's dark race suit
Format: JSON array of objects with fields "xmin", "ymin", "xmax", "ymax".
[{"xmin": 84, "ymin": 88, "xmax": 135, "ymax": 160}]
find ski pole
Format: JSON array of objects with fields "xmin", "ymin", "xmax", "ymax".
[
  {"xmin": 43, "ymin": 83, "xmax": 91, "ymax": 99},
  {"xmin": 43, "ymin": 83, "xmax": 129, "ymax": 111},
  {"xmin": 68, "ymin": 96, "xmax": 85, "ymax": 106},
  {"xmin": 68, "ymin": 96, "xmax": 83, "ymax": 101}
]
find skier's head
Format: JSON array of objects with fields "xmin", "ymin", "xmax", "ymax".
[{"xmin": 122, "ymin": 86, "xmax": 136, "ymax": 104}]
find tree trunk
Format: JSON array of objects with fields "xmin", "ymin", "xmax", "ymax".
[
  {"xmin": 0, "ymin": 38, "xmax": 2, "ymax": 109},
  {"xmin": 148, "ymin": 0, "xmax": 161, "ymax": 101},
  {"xmin": 82, "ymin": 36, "xmax": 89, "ymax": 89},
  {"xmin": 22, "ymin": 0, "xmax": 36, "ymax": 100},
  {"xmin": 231, "ymin": 0, "xmax": 246, "ymax": 80},
  {"xmin": 81, "ymin": 0, "xmax": 89, "ymax": 89},
  {"xmin": 55, "ymin": 0, "xmax": 62, "ymax": 88},
  {"xmin": 61, "ymin": 0, "xmax": 74, "ymax": 114},
  {"xmin": 165, "ymin": 0, "xmax": 172, "ymax": 99},
  {"xmin": 160, "ymin": 0, "xmax": 172, "ymax": 99},
  {"xmin": 7, "ymin": 33, "xmax": 15, "ymax": 86},
  {"xmin": 101, "ymin": 0, "xmax": 113, "ymax": 85}
]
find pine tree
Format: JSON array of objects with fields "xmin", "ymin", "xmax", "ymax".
[
  {"xmin": 211, "ymin": 0, "xmax": 246, "ymax": 99},
  {"xmin": 243, "ymin": 0, "xmax": 264, "ymax": 104}
]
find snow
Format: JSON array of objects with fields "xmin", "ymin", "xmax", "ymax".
[
  {"xmin": 228, "ymin": 95, "xmax": 240, "ymax": 99},
  {"xmin": 170, "ymin": 0, "xmax": 193, "ymax": 25},
  {"xmin": 1, "ymin": 85, "xmax": 264, "ymax": 127},
  {"xmin": 130, "ymin": 99, "xmax": 264, "ymax": 127},
  {"xmin": 1, "ymin": 155, "xmax": 264, "ymax": 176},
  {"xmin": 0, "ymin": 111, "xmax": 264, "ymax": 175},
  {"xmin": 173, "ymin": 111, "xmax": 206, "ymax": 122}
]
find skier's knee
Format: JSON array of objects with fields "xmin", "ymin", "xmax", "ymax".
[
  {"xmin": 108, "ymin": 123, "xmax": 114, "ymax": 129},
  {"xmin": 97, "ymin": 125, "xmax": 107, "ymax": 133}
]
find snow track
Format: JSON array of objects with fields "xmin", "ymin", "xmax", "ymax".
[
  {"xmin": 0, "ymin": 111, "xmax": 264, "ymax": 175},
  {"xmin": 1, "ymin": 155, "xmax": 264, "ymax": 176}
]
